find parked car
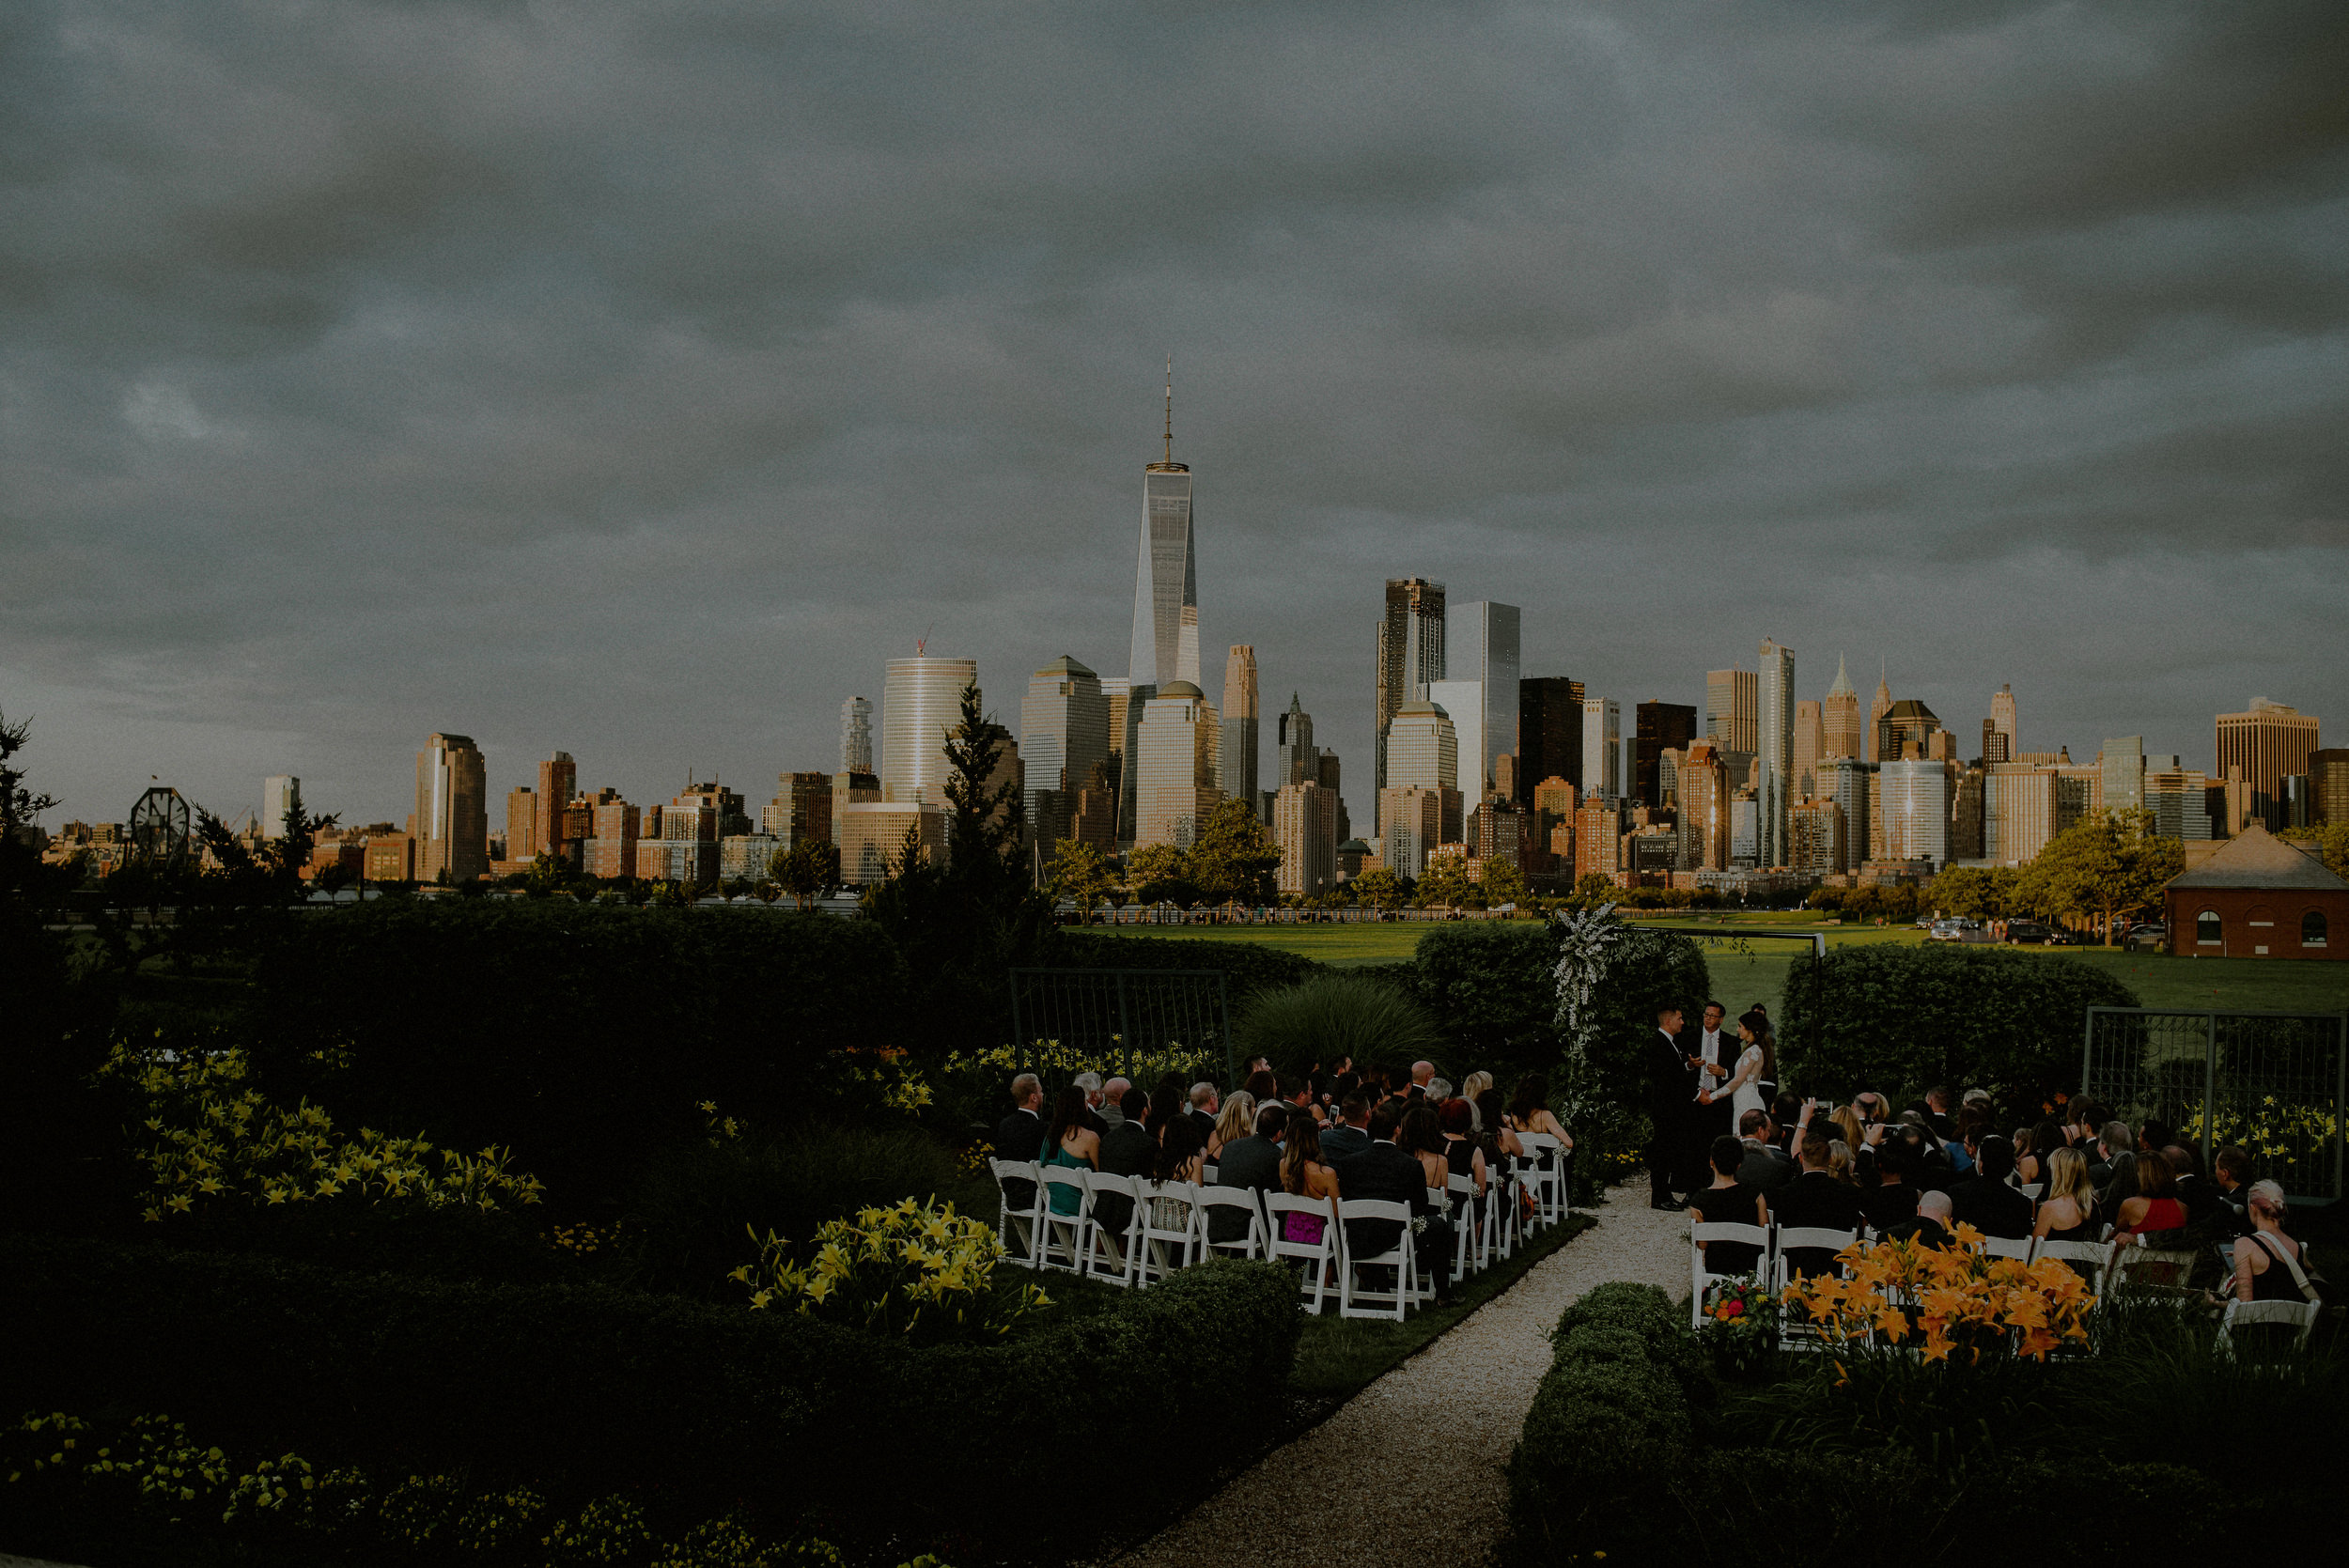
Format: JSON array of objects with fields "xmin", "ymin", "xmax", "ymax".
[
  {"xmin": 2124, "ymin": 922, "xmax": 2167, "ymax": 953},
  {"xmin": 2047, "ymin": 926, "xmax": 2094, "ymax": 946},
  {"xmin": 2005, "ymin": 920, "xmax": 2054, "ymax": 945}
]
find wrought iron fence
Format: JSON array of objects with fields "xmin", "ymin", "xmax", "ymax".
[
  {"xmin": 2081, "ymin": 1007, "xmax": 2347, "ymax": 1203},
  {"xmin": 1007, "ymin": 968, "xmax": 1234, "ymax": 1092}
]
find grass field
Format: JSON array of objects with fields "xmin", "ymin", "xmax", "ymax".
[{"xmin": 1090, "ymin": 918, "xmax": 2349, "ymax": 1017}]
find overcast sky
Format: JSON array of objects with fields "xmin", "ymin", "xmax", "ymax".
[{"xmin": 5, "ymin": 0, "xmax": 2344, "ymax": 831}]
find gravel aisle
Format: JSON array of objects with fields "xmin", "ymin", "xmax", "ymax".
[{"xmin": 1113, "ymin": 1183, "xmax": 1688, "ymax": 1568}]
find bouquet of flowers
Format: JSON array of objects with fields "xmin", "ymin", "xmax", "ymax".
[{"xmin": 1699, "ymin": 1276, "xmax": 1779, "ymax": 1374}]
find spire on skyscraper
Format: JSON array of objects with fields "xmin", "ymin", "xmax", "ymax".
[
  {"xmin": 1162, "ymin": 352, "xmax": 1174, "ymax": 468},
  {"xmin": 1828, "ymin": 652, "xmax": 1853, "ymax": 698}
]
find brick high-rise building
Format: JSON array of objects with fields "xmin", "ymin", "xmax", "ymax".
[
  {"xmin": 537, "ymin": 752, "xmax": 577, "ymax": 863},
  {"xmin": 762, "ymin": 772, "xmax": 833, "ymax": 846},
  {"xmin": 1273, "ymin": 779, "xmax": 1338, "ymax": 897},
  {"xmin": 1866, "ymin": 665, "xmax": 1893, "ymax": 764},
  {"xmin": 504, "ymin": 786, "xmax": 538, "ymax": 863},
  {"xmin": 413, "ymin": 733, "xmax": 488, "ymax": 883},
  {"xmin": 1377, "ymin": 785, "xmax": 1447, "ymax": 880},
  {"xmin": 585, "ymin": 796, "xmax": 640, "ymax": 879},
  {"xmin": 1574, "ymin": 799, "xmax": 1622, "ymax": 881},
  {"xmin": 2311, "ymin": 749, "xmax": 2349, "ymax": 827},
  {"xmin": 1789, "ymin": 799, "xmax": 1844, "ymax": 877},
  {"xmin": 1677, "ymin": 739, "xmax": 1731, "ymax": 871},
  {"xmin": 1793, "ymin": 700, "xmax": 1822, "ymax": 802},
  {"xmin": 2217, "ymin": 699, "xmax": 2320, "ymax": 831}
]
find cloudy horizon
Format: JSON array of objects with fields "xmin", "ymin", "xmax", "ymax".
[{"xmin": 4, "ymin": 0, "xmax": 2344, "ymax": 831}]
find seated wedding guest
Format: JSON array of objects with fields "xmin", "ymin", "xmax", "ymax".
[
  {"xmin": 1210, "ymin": 1093, "xmax": 1257, "ymax": 1160},
  {"xmin": 1333, "ymin": 1102, "xmax": 1447, "ymax": 1300},
  {"xmin": 1277, "ymin": 1115, "xmax": 1341, "ymax": 1250},
  {"xmin": 1504, "ymin": 1074, "xmax": 1574, "ymax": 1151},
  {"xmin": 2168, "ymin": 1143, "xmax": 2230, "ymax": 1231},
  {"xmin": 2032, "ymin": 1145, "xmax": 2099, "ymax": 1247},
  {"xmin": 1410, "ymin": 1060, "xmax": 1438, "ymax": 1093},
  {"xmin": 1330, "ymin": 1070, "xmax": 1361, "ymax": 1113},
  {"xmin": 1883, "ymin": 1188, "xmax": 1954, "ymax": 1249},
  {"xmin": 2232, "ymin": 1181, "xmax": 2315, "ymax": 1304},
  {"xmin": 1948, "ymin": 1135, "xmax": 2032, "ymax": 1239},
  {"xmin": 2009, "ymin": 1126, "xmax": 2033, "ymax": 1182},
  {"xmin": 1244, "ymin": 1068, "xmax": 1279, "ymax": 1104},
  {"xmin": 1187, "ymin": 1082, "xmax": 1220, "ymax": 1140},
  {"xmin": 1143, "ymin": 1084, "xmax": 1187, "ymax": 1140},
  {"xmin": 1775, "ymin": 1132, "xmax": 1863, "ymax": 1279},
  {"xmin": 1688, "ymin": 1136, "xmax": 1768, "ymax": 1278},
  {"xmin": 1205, "ymin": 1104, "xmax": 1283, "ymax": 1244},
  {"xmin": 1922, "ymin": 1085, "xmax": 1955, "ymax": 1140},
  {"xmin": 2018, "ymin": 1118, "xmax": 2067, "ymax": 1188},
  {"xmin": 1735, "ymin": 1109, "xmax": 1795, "ymax": 1194},
  {"xmin": 1863, "ymin": 1131, "xmax": 1921, "ymax": 1233},
  {"xmin": 1098, "ymin": 1076, "xmax": 1131, "ymax": 1130},
  {"xmin": 1827, "ymin": 1139, "xmax": 1858, "ymax": 1187},
  {"xmin": 1091, "ymin": 1084, "xmax": 1159, "ymax": 1237},
  {"xmin": 1439, "ymin": 1097, "xmax": 1489, "ymax": 1200},
  {"xmin": 1072, "ymin": 1072, "xmax": 1112, "ymax": 1135},
  {"xmin": 2111, "ymin": 1142, "xmax": 2188, "ymax": 1243},
  {"xmin": 2138, "ymin": 1116, "xmax": 2173, "ymax": 1154},
  {"xmin": 1282, "ymin": 1075, "xmax": 1325, "ymax": 1126},
  {"xmin": 1397, "ymin": 1104, "xmax": 1457, "ymax": 1296},
  {"xmin": 1473, "ymin": 1088, "xmax": 1524, "ymax": 1166},
  {"xmin": 1149, "ymin": 1118, "xmax": 1207, "ymax": 1230},
  {"xmin": 1461, "ymin": 1071, "xmax": 1495, "ymax": 1128},
  {"xmin": 2091, "ymin": 1119, "xmax": 2136, "ymax": 1206},
  {"xmin": 996, "ymin": 1073, "xmax": 1047, "ymax": 1162},
  {"xmin": 1321, "ymin": 1093, "xmax": 1374, "ymax": 1160},
  {"xmin": 1770, "ymin": 1093, "xmax": 1807, "ymax": 1154},
  {"xmin": 2214, "ymin": 1145, "xmax": 2254, "ymax": 1228},
  {"xmin": 1041, "ymin": 1086, "xmax": 1100, "ymax": 1217},
  {"xmin": 1830, "ymin": 1106, "xmax": 1878, "ymax": 1188}
]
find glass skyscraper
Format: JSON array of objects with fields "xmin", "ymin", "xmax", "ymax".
[
  {"xmin": 881, "ymin": 655, "xmax": 976, "ymax": 809},
  {"xmin": 1020, "ymin": 656, "xmax": 1109, "ymax": 849},
  {"xmin": 1129, "ymin": 370, "xmax": 1199, "ymax": 691},
  {"xmin": 1758, "ymin": 639, "xmax": 1795, "ymax": 868}
]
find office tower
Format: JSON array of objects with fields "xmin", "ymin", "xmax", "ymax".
[
  {"xmin": 1273, "ymin": 780, "xmax": 1338, "ymax": 896},
  {"xmin": 830, "ymin": 769, "xmax": 881, "ymax": 846},
  {"xmin": 1950, "ymin": 766, "xmax": 1984, "ymax": 862},
  {"xmin": 1275, "ymin": 692, "xmax": 1316, "ymax": 786},
  {"xmin": 2312, "ymin": 750, "xmax": 2349, "ymax": 826},
  {"xmin": 837, "ymin": 802, "xmax": 948, "ymax": 886},
  {"xmin": 1220, "ymin": 645, "xmax": 1259, "ymax": 804},
  {"xmin": 1658, "ymin": 747, "xmax": 1683, "ymax": 808},
  {"xmin": 1381, "ymin": 701, "xmax": 1459, "ymax": 846},
  {"xmin": 1983, "ymin": 766, "xmax": 2060, "ymax": 864},
  {"xmin": 1822, "ymin": 758, "xmax": 1873, "ymax": 874},
  {"xmin": 1879, "ymin": 759, "xmax": 1952, "ymax": 865},
  {"xmin": 2146, "ymin": 761, "xmax": 2213, "ymax": 842},
  {"xmin": 412, "ymin": 733, "xmax": 488, "ymax": 883},
  {"xmin": 2217, "ymin": 699, "xmax": 2321, "ymax": 831},
  {"xmin": 537, "ymin": 753, "xmax": 577, "ymax": 863},
  {"xmin": 584, "ymin": 794, "xmax": 639, "ymax": 879},
  {"xmin": 1130, "ymin": 365, "xmax": 1200, "ymax": 690},
  {"xmin": 1875, "ymin": 699, "xmax": 1941, "ymax": 762},
  {"xmin": 1517, "ymin": 677, "xmax": 1586, "ymax": 804},
  {"xmin": 1133, "ymin": 680, "xmax": 1221, "ymax": 848},
  {"xmin": 881, "ymin": 654, "xmax": 977, "ymax": 808},
  {"xmin": 1377, "ymin": 786, "xmax": 1445, "ymax": 879},
  {"xmin": 261, "ymin": 776, "xmax": 299, "ymax": 839},
  {"xmin": 1579, "ymin": 697, "xmax": 1621, "ymax": 804},
  {"xmin": 1072, "ymin": 767, "xmax": 1119, "ymax": 849},
  {"xmin": 1789, "ymin": 799, "xmax": 1844, "ymax": 877},
  {"xmin": 1315, "ymin": 752, "xmax": 1347, "ymax": 842},
  {"xmin": 1436, "ymin": 602, "xmax": 1519, "ymax": 802},
  {"xmin": 1792, "ymin": 700, "xmax": 1821, "ymax": 802},
  {"xmin": 1730, "ymin": 789, "xmax": 1760, "ymax": 867},
  {"xmin": 762, "ymin": 772, "xmax": 833, "ymax": 846},
  {"xmin": 1866, "ymin": 665, "xmax": 1893, "ymax": 763},
  {"xmin": 1757, "ymin": 639, "xmax": 1795, "ymax": 868},
  {"xmin": 1473, "ymin": 800, "xmax": 1531, "ymax": 874},
  {"xmin": 1101, "ymin": 676, "xmax": 1153, "ymax": 844},
  {"xmin": 2100, "ymin": 736, "xmax": 2146, "ymax": 814},
  {"xmin": 1822, "ymin": 654, "xmax": 1863, "ymax": 761},
  {"xmin": 839, "ymin": 697, "xmax": 874, "ymax": 775},
  {"xmin": 1374, "ymin": 578, "xmax": 1445, "ymax": 790},
  {"xmin": 1020, "ymin": 656, "xmax": 1110, "ymax": 848},
  {"xmin": 1634, "ymin": 700, "xmax": 1698, "ymax": 809},
  {"xmin": 1493, "ymin": 753, "xmax": 1519, "ymax": 804},
  {"xmin": 1532, "ymin": 776, "xmax": 1576, "ymax": 827},
  {"xmin": 1991, "ymin": 684, "xmax": 2018, "ymax": 753},
  {"xmin": 1574, "ymin": 799, "xmax": 1622, "ymax": 880},
  {"xmin": 1706, "ymin": 668, "xmax": 1759, "ymax": 755},
  {"xmin": 1982, "ymin": 721, "xmax": 2010, "ymax": 765},
  {"xmin": 1677, "ymin": 740, "xmax": 1730, "ymax": 871},
  {"xmin": 504, "ymin": 787, "xmax": 538, "ymax": 863}
]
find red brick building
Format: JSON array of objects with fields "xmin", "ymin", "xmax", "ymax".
[{"xmin": 2163, "ymin": 825, "xmax": 2346, "ymax": 961}]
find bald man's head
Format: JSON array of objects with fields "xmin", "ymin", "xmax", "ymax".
[{"xmin": 1411, "ymin": 1061, "xmax": 1435, "ymax": 1086}]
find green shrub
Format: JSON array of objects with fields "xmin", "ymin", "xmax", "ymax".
[
  {"xmin": 1410, "ymin": 924, "xmax": 1562, "ymax": 1080},
  {"xmin": 1777, "ymin": 942, "xmax": 2138, "ymax": 1107},
  {"xmin": 1231, "ymin": 971, "xmax": 1441, "ymax": 1076},
  {"xmin": 0, "ymin": 1236, "xmax": 1296, "ymax": 1563}
]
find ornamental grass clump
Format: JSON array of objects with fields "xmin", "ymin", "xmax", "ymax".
[
  {"xmin": 733, "ymin": 1196, "xmax": 1049, "ymax": 1344},
  {"xmin": 106, "ymin": 1042, "xmax": 543, "ymax": 1223}
]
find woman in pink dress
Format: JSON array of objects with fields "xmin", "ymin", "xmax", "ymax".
[{"xmin": 1279, "ymin": 1115, "xmax": 1341, "ymax": 1245}]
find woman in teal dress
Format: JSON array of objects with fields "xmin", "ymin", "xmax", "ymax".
[{"xmin": 1042, "ymin": 1085, "xmax": 1100, "ymax": 1216}]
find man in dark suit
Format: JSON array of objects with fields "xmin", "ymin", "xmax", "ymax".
[
  {"xmin": 1775, "ymin": 1132, "xmax": 1863, "ymax": 1279},
  {"xmin": 1210, "ymin": 1106, "xmax": 1285, "ymax": 1244},
  {"xmin": 1092, "ymin": 1084, "xmax": 1159, "ymax": 1240},
  {"xmin": 992, "ymin": 1073, "xmax": 1048, "ymax": 1251},
  {"xmin": 1735, "ymin": 1110, "xmax": 1795, "ymax": 1195},
  {"xmin": 1187, "ymin": 1082, "xmax": 1220, "ymax": 1141},
  {"xmin": 1693, "ymin": 1001, "xmax": 1737, "ymax": 1143},
  {"xmin": 2167, "ymin": 1144, "xmax": 2239, "ymax": 1248},
  {"xmin": 1882, "ymin": 1188, "xmax": 1953, "ymax": 1248},
  {"xmin": 1947, "ymin": 1135, "xmax": 2032, "ymax": 1240},
  {"xmin": 1332, "ymin": 1102, "xmax": 1447, "ymax": 1300},
  {"xmin": 1645, "ymin": 1005, "xmax": 1699, "ymax": 1210},
  {"xmin": 1319, "ymin": 1093, "xmax": 1373, "ymax": 1161}
]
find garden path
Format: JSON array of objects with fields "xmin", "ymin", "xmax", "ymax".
[{"xmin": 1112, "ymin": 1182, "xmax": 1688, "ymax": 1568}]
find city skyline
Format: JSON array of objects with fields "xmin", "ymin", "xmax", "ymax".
[{"xmin": 5, "ymin": 5, "xmax": 2341, "ymax": 831}]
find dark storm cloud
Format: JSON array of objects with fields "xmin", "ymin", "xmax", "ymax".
[{"xmin": 2, "ymin": 0, "xmax": 2343, "ymax": 826}]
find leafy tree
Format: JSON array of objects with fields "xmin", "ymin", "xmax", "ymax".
[
  {"xmin": 1480, "ymin": 855, "xmax": 1530, "ymax": 908},
  {"xmin": 1187, "ymin": 798, "xmax": 1282, "ymax": 905},
  {"xmin": 2282, "ymin": 823, "xmax": 2349, "ymax": 881},
  {"xmin": 2013, "ymin": 809, "xmax": 2183, "ymax": 944},
  {"xmin": 1930, "ymin": 864, "xmax": 2012, "ymax": 920},
  {"xmin": 1124, "ymin": 841, "xmax": 1199, "ymax": 905},
  {"xmin": 1413, "ymin": 856, "xmax": 1475, "ymax": 909},
  {"xmin": 1351, "ymin": 866, "xmax": 1403, "ymax": 912},
  {"xmin": 1045, "ymin": 838, "xmax": 1112, "ymax": 920},
  {"xmin": 770, "ymin": 838, "xmax": 842, "ymax": 912},
  {"xmin": 1572, "ymin": 872, "xmax": 1619, "ymax": 907}
]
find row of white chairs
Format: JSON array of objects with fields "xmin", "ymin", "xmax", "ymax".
[
  {"xmin": 990, "ymin": 1137, "xmax": 1572, "ymax": 1320},
  {"xmin": 1689, "ymin": 1221, "xmax": 2318, "ymax": 1354}
]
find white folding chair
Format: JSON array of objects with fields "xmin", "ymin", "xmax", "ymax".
[
  {"xmin": 1138, "ymin": 1180, "xmax": 1206, "ymax": 1283},
  {"xmin": 2217, "ymin": 1298, "xmax": 2320, "ymax": 1360},
  {"xmin": 1081, "ymin": 1170, "xmax": 1145, "ymax": 1286},
  {"xmin": 988, "ymin": 1157, "xmax": 1042, "ymax": 1268},
  {"xmin": 1337, "ymin": 1198, "xmax": 1418, "ymax": 1321},
  {"xmin": 2029, "ymin": 1236, "xmax": 2108, "ymax": 1293},
  {"xmin": 1770, "ymin": 1224, "xmax": 1860, "ymax": 1352},
  {"xmin": 1978, "ymin": 1234, "xmax": 2033, "ymax": 1262},
  {"xmin": 1034, "ymin": 1166, "xmax": 1094, "ymax": 1275},
  {"xmin": 1487, "ymin": 1166, "xmax": 1518, "ymax": 1261},
  {"xmin": 2019, "ymin": 1182, "xmax": 2045, "ymax": 1200},
  {"xmin": 2108, "ymin": 1235, "xmax": 2198, "ymax": 1291},
  {"xmin": 1266, "ymin": 1191, "xmax": 1339, "ymax": 1314},
  {"xmin": 1689, "ymin": 1222, "xmax": 1772, "ymax": 1329},
  {"xmin": 1447, "ymin": 1173, "xmax": 1482, "ymax": 1279},
  {"xmin": 1198, "ymin": 1186, "xmax": 1268, "ymax": 1262},
  {"xmin": 1518, "ymin": 1136, "xmax": 1565, "ymax": 1228}
]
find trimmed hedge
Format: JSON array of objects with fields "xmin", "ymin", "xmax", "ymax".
[
  {"xmin": 1777, "ymin": 942, "xmax": 2139, "ymax": 1109},
  {"xmin": 1410, "ymin": 924, "xmax": 1562, "ymax": 1081},
  {"xmin": 243, "ymin": 901, "xmax": 910, "ymax": 1207},
  {"xmin": 1, "ymin": 1235, "xmax": 1299, "ymax": 1562}
]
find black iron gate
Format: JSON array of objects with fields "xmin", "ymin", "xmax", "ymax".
[
  {"xmin": 2081, "ymin": 1007, "xmax": 2348, "ymax": 1204},
  {"xmin": 1007, "ymin": 969, "xmax": 1234, "ymax": 1092}
]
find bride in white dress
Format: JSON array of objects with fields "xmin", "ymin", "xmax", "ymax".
[{"xmin": 1722, "ymin": 1011, "xmax": 1773, "ymax": 1124}]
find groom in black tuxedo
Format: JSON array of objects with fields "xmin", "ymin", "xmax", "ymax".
[{"xmin": 1646, "ymin": 1005, "xmax": 1702, "ymax": 1209}]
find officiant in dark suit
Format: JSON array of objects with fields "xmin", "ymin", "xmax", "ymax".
[
  {"xmin": 1693, "ymin": 1001, "xmax": 1739, "ymax": 1143},
  {"xmin": 1646, "ymin": 1005, "xmax": 1702, "ymax": 1209}
]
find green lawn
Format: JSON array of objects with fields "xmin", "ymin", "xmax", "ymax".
[{"xmin": 1094, "ymin": 918, "xmax": 2349, "ymax": 1018}]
